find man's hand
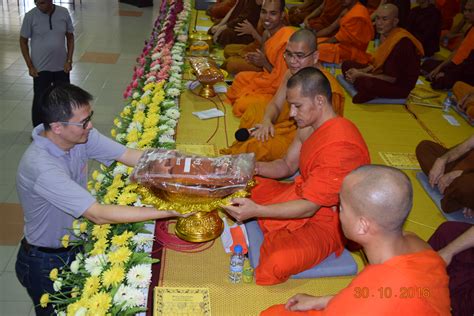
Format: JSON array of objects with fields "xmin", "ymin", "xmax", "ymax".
[
  {"xmin": 64, "ymin": 61, "xmax": 72, "ymax": 73},
  {"xmin": 211, "ymin": 25, "xmax": 227, "ymax": 42},
  {"xmin": 28, "ymin": 66, "xmax": 38, "ymax": 77},
  {"xmin": 426, "ymin": 65, "xmax": 443, "ymax": 81},
  {"xmin": 345, "ymin": 68, "xmax": 365, "ymax": 83},
  {"xmin": 245, "ymin": 49, "xmax": 266, "ymax": 67},
  {"xmin": 438, "ymin": 247, "xmax": 453, "ymax": 266},
  {"xmin": 234, "ymin": 19, "xmax": 255, "ymax": 36},
  {"xmin": 428, "ymin": 158, "xmax": 446, "ymax": 188},
  {"xmin": 285, "ymin": 294, "xmax": 332, "ymax": 312},
  {"xmin": 222, "ymin": 198, "xmax": 260, "ymax": 221},
  {"xmin": 253, "ymin": 120, "xmax": 275, "ymax": 142},
  {"xmin": 160, "ymin": 210, "xmax": 196, "ymax": 218},
  {"xmin": 437, "ymin": 170, "xmax": 463, "ymax": 194}
]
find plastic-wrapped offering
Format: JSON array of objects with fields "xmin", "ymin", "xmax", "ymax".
[
  {"xmin": 188, "ymin": 57, "xmax": 224, "ymax": 84},
  {"xmin": 131, "ymin": 149, "xmax": 255, "ymax": 197}
]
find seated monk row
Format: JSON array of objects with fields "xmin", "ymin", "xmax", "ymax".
[
  {"xmin": 303, "ymin": 0, "xmax": 344, "ymax": 34},
  {"xmin": 223, "ymin": 67, "xmax": 370, "ymax": 285},
  {"xmin": 260, "ymin": 165, "xmax": 451, "ymax": 315},
  {"xmin": 342, "ymin": 3, "xmax": 424, "ymax": 103},
  {"xmin": 287, "ymin": 0, "xmax": 323, "ymax": 26},
  {"xmin": 422, "ymin": 0, "xmax": 474, "ymax": 90},
  {"xmin": 222, "ymin": 29, "xmax": 345, "ymax": 162},
  {"xmin": 226, "ymin": 0, "xmax": 296, "ymax": 117},
  {"xmin": 316, "ymin": 0, "xmax": 374, "ymax": 64}
]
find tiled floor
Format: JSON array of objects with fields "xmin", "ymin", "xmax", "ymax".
[{"xmin": 0, "ymin": 0, "xmax": 162, "ymax": 314}]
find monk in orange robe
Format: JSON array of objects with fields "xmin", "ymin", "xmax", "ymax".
[
  {"xmin": 423, "ymin": 0, "xmax": 474, "ymax": 90},
  {"xmin": 436, "ymin": 0, "xmax": 462, "ymax": 30},
  {"xmin": 223, "ymin": 68, "xmax": 370, "ymax": 285},
  {"xmin": 226, "ymin": 0, "xmax": 295, "ymax": 117},
  {"xmin": 207, "ymin": 0, "xmax": 237, "ymax": 22},
  {"xmin": 342, "ymin": 4, "xmax": 424, "ymax": 103},
  {"xmin": 316, "ymin": 0, "xmax": 374, "ymax": 64},
  {"xmin": 305, "ymin": 0, "xmax": 344, "ymax": 34},
  {"xmin": 221, "ymin": 29, "xmax": 345, "ymax": 162},
  {"xmin": 261, "ymin": 165, "xmax": 451, "ymax": 315},
  {"xmin": 288, "ymin": 0, "xmax": 324, "ymax": 26}
]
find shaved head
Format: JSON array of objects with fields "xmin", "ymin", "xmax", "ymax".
[
  {"xmin": 341, "ymin": 165, "xmax": 412, "ymax": 232},
  {"xmin": 289, "ymin": 29, "xmax": 317, "ymax": 52},
  {"xmin": 379, "ymin": 3, "xmax": 399, "ymax": 19}
]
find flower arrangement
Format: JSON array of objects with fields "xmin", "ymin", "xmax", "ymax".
[{"xmin": 40, "ymin": 0, "xmax": 192, "ymax": 314}]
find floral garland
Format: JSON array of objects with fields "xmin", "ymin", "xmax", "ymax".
[{"xmin": 41, "ymin": 0, "xmax": 192, "ymax": 315}]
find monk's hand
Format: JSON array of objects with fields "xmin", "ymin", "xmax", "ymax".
[
  {"xmin": 437, "ymin": 170, "xmax": 463, "ymax": 194},
  {"xmin": 285, "ymin": 294, "xmax": 333, "ymax": 312},
  {"xmin": 245, "ymin": 49, "xmax": 266, "ymax": 67},
  {"xmin": 428, "ymin": 157, "xmax": 446, "ymax": 188},
  {"xmin": 253, "ymin": 121, "xmax": 274, "ymax": 142},
  {"xmin": 222, "ymin": 198, "xmax": 258, "ymax": 221},
  {"xmin": 234, "ymin": 19, "xmax": 254, "ymax": 36}
]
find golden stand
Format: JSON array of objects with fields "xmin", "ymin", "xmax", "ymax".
[
  {"xmin": 198, "ymin": 83, "xmax": 217, "ymax": 98},
  {"xmin": 175, "ymin": 210, "xmax": 224, "ymax": 242}
]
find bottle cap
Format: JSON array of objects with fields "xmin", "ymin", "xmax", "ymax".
[{"xmin": 234, "ymin": 244, "xmax": 243, "ymax": 253}]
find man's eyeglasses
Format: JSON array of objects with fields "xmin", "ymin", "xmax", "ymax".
[
  {"xmin": 283, "ymin": 50, "xmax": 316, "ymax": 61},
  {"xmin": 58, "ymin": 111, "xmax": 94, "ymax": 129}
]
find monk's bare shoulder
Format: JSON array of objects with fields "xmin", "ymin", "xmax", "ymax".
[{"xmin": 402, "ymin": 232, "xmax": 432, "ymax": 253}]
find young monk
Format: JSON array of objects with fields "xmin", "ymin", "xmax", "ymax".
[
  {"xmin": 223, "ymin": 67, "xmax": 370, "ymax": 285},
  {"xmin": 226, "ymin": 0, "xmax": 295, "ymax": 117},
  {"xmin": 316, "ymin": 0, "xmax": 374, "ymax": 64},
  {"xmin": 221, "ymin": 29, "xmax": 345, "ymax": 161},
  {"xmin": 261, "ymin": 165, "xmax": 451, "ymax": 315},
  {"xmin": 342, "ymin": 3, "xmax": 424, "ymax": 103}
]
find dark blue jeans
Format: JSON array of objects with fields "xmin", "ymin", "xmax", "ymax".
[
  {"xmin": 15, "ymin": 241, "xmax": 78, "ymax": 316},
  {"xmin": 32, "ymin": 70, "xmax": 70, "ymax": 127}
]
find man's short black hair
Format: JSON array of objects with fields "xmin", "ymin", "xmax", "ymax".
[
  {"xmin": 41, "ymin": 83, "xmax": 93, "ymax": 130},
  {"xmin": 287, "ymin": 67, "xmax": 332, "ymax": 103}
]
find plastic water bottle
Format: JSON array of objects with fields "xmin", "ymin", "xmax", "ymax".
[
  {"xmin": 229, "ymin": 244, "xmax": 244, "ymax": 284},
  {"xmin": 442, "ymin": 92, "xmax": 454, "ymax": 113},
  {"xmin": 442, "ymin": 36, "xmax": 449, "ymax": 47}
]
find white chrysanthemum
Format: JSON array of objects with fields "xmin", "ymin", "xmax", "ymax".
[
  {"xmin": 142, "ymin": 90, "xmax": 152, "ymax": 97},
  {"xmin": 53, "ymin": 278, "xmax": 62, "ymax": 292},
  {"xmin": 137, "ymin": 103, "xmax": 146, "ymax": 111},
  {"xmin": 164, "ymin": 119, "xmax": 177, "ymax": 128},
  {"xmin": 128, "ymin": 142, "xmax": 138, "ymax": 149},
  {"xmin": 75, "ymin": 307, "xmax": 87, "ymax": 316},
  {"xmin": 96, "ymin": 173, "xmax": 105, "ymax": 184},
  {"xmin": 70, "ymin": 259, "xmax": 81, "ymax": 274},
  {"xmin": 161, "ymin": 127, "xmax": 175, "ymax": 136},
  {"xmin": 116, "ymin": 133, "xmax": 126, "ymax": 143},
  {"xmin": 165, "ymin": 108, "xmax": 180, "ymax": 120},
  {"xmin": 166, "ymin": 88, "xmax": 180, "ymax": 98},
  {"xmin": 84, "ymin": 254, "xmax": 108, "ymax": 276},
  {"xmin": 145, "ymin": 76, "xmax": 156, "ymax": 84},
  {"xmin": 57, "ymin": 311, "xmax": 66, "ymax": 316},
  {"xmin": 133, "ymin": 198, "xmax": 144, "ymax": 207},
  {"xmin": 151, "ymin": 52, "xmax": 161, "ymax": 60},
  {"xmin": 150, "ymin": 64, "xmax": 161, "ymax": 72},
  {"xmin": 132, "ymin": 92, "xmax": 140, "ymax": 99},
  {"xmin": 112, "ymin": 164, "xmax": 128, "ymax": 177},
  {"xmin": 126, "ymin": 264, "xmax": 152, "ymax": 288},
  {"xmin": 173, "ymin": 61, "xmax": 184, "ymax": 67},
  {"xmin": 132, "ymin": 233, "xmax": 154, "ymax": 250},
  {"xmin": 90, "ymin": 189, "xmax": 97, "ymax": 197},
  {"xmin": 162, "ymin": 100, "xmax": 176, "ymax": 109},
  {"xmin": 170, "ymin": 65, "xmax": 182, "ymax": 73},
  {"xmin": 127, "ymin": 121, "xmax": 143, "ymax": 133},
  {"xmin": 159, "ymin": 135, "xmax": 175, "ymax": 144},
  {"xmin": 113, "ymin": 285, "xmax": 146, "ymax": 310}
]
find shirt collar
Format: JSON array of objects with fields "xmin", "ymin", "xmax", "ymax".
[{"xmin": 31, "ymin": 125, "xmax": 69, "ymax": 157}]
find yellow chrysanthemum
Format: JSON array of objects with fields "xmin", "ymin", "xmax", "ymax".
[
  {"xmin": 126, "ymin": 128, "xmax": 139, "ymax": 143},
  {"xmin": 133, "ymin": 111, "xmax": 145, "ymax": 124},
  {"xmin": 102, "ymin": 265, "xmax": 125, "ymax": 288},
  {"xmin": 71, "ymin": 287, "xmax": 79, "ymax": 298},
  {"xmin": 40, "ymin": 293, "xmax": 49, "ymax": 307},
  {"xmin": 90, "ymin": 238, "xmax": 109, "ymax": 256},
  {"xmin": 79, "ymin": 222, "xmax": 87, "ymax": 233},
  {"xmin": 49, "ymin": 268, "xmax": 58, "ymax": 281},
  {"xmin": 94, "ymin": 181, "xmax": 102, "ymax": 192},
  {"xmin": 108, "ymin": 247, "xmax": 132, "ymax": 266},
  {"xmin": 66, "ymin": 300, "xmax": 86, "ymax": 316},
  {"xmin": 122, "ymin": 183, "xmax": 138, "ymax": 193},
  {"xmin": 120, "ymin": 107, "xmax": 131, "ymax": 117},
  {"xmin": 91, "ymin": 170, "xmax": 99, "ymax": 181},
  {"xmin": 116, "ymin": 192, "xmax": 138, "ymax": 205},
  {"xmin": 131, "ymin": 100, "xmax": 138, "ymax": 108},
  {"xmin": 110, "ymin": 128, "xmax": 117, "ymax": 138},
  {"xmin": 91, "ymin": 224, "xmax": 111, "ymax": 240},
  {"xmin": 83, "ymin": 276, "xmax": 101, "ymax": 298},
  {"xmin": 103, "ymin": 187, "xmax": 119, "ymax": 204},
  {"xmin": 61, "ymin": 234, "xmax": 70, "ymax": 248},
  {"xmin": 87, "ymin": 180, "xmax": 94, "ymax": 191},
  {"xmin": 111, "ymin": 231, "xmax": 134, "ymax": 247},
  {"xmin": 140, "ymin": 95, "xmax": 151, "ymax": 105},
  {"xmin": 87, "ymin": 292, "xmax": 112, "ymax": 316},
  {"xmin": 143, "ymin": 82, "xmax": 155, "ymax": 91},
  {"xmin": 113, "ymin": 118, "xmax": 121, "ymax": 127}
]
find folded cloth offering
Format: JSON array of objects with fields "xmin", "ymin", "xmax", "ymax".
[{"xmin": 131, "ymin": 149, "xmax": 255, "ymax": 198}]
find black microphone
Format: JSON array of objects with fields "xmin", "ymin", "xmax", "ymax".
[{"xmin": 235, "ymin": 127, "xmax": 258, "ymax": 141}]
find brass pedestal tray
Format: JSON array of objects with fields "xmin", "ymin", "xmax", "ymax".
[{"xmin": 137, "ymin": 185, "xmax": 252, "ymax": 242}]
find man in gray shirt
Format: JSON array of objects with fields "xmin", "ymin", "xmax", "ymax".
[
  {"xmin": 15, "ymin": 84, "xmax": 184, "ymax": 315},
  {"xmin": 20, "ymin": 0, "xmax": 74, "ymax": 127}
]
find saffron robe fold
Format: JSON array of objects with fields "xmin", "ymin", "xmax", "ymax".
[
  {"xmin": 307, "ymin": 1, "xmax": 343, "ymax": 33},
  {"xmin": 261, "ymin": 250, "xmax": 451, "ymax": 315},
  {"xmin": 226, "ymin": 26, "xmax": 296, "ymax": 117},
  {"xmin": 220, "ymin": 68, "xmax": 345, "ymax": 161},
  {"xmin": 251, "ymin": 117, "xmax": 370, "ymax": 285},
  {"xmin": 318, "ymin": 2, "xmax": 374, "ymax": 64},
  {"xmin": 453, "ymin": 81, "xmax": 474, "ymax": 120}
]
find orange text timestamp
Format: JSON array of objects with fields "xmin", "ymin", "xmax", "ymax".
[{"xmin": 353, "ymin": 287, "xmax": 431, "ymax": 299}]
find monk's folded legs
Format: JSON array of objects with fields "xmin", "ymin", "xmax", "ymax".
[{"xmin": 255, "ymin": 221, "xmax": 342, "ymax": 285}]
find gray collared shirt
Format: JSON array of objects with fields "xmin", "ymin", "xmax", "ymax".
[{"xmin": 16, "ymin": 125, "xmax": 126, "ymax": 248}]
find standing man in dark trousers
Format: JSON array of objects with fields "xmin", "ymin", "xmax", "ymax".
[{"xmin": 20, "ymin": 0, "xmax": 74, "ymax": 127}]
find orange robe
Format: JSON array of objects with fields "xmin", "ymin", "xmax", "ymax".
[
  {"xmin": 207, "ymin": 0, "xmax": 237, "ymax": 21},
  {"xmin": 221, "ymin": 68, "xmax": 345, "ymax": 161},
  {"xmin": 318, "ymin": 2, "xmax": 374, "ymax": 64},
  {"xmin": 308, "ymin": 1, "xmax": 343, "ymax": 32},
  {"xmin": 453, "ymin": 81, "xmax": 474, "ymax": 120},
  {"xmin": 451, "ymin": 27, "xmax": 474, "ymax": 66},
  {"xmin": 261, "ymin": 250, "xmax": 451, "ymax": 315},
  {"xmin": 226, "ymin": 26, "xmax": 296, "ymax": 117},
  {"xmin": 251, "ymin": 117, "xmax": 370, "ymax": 285}
]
